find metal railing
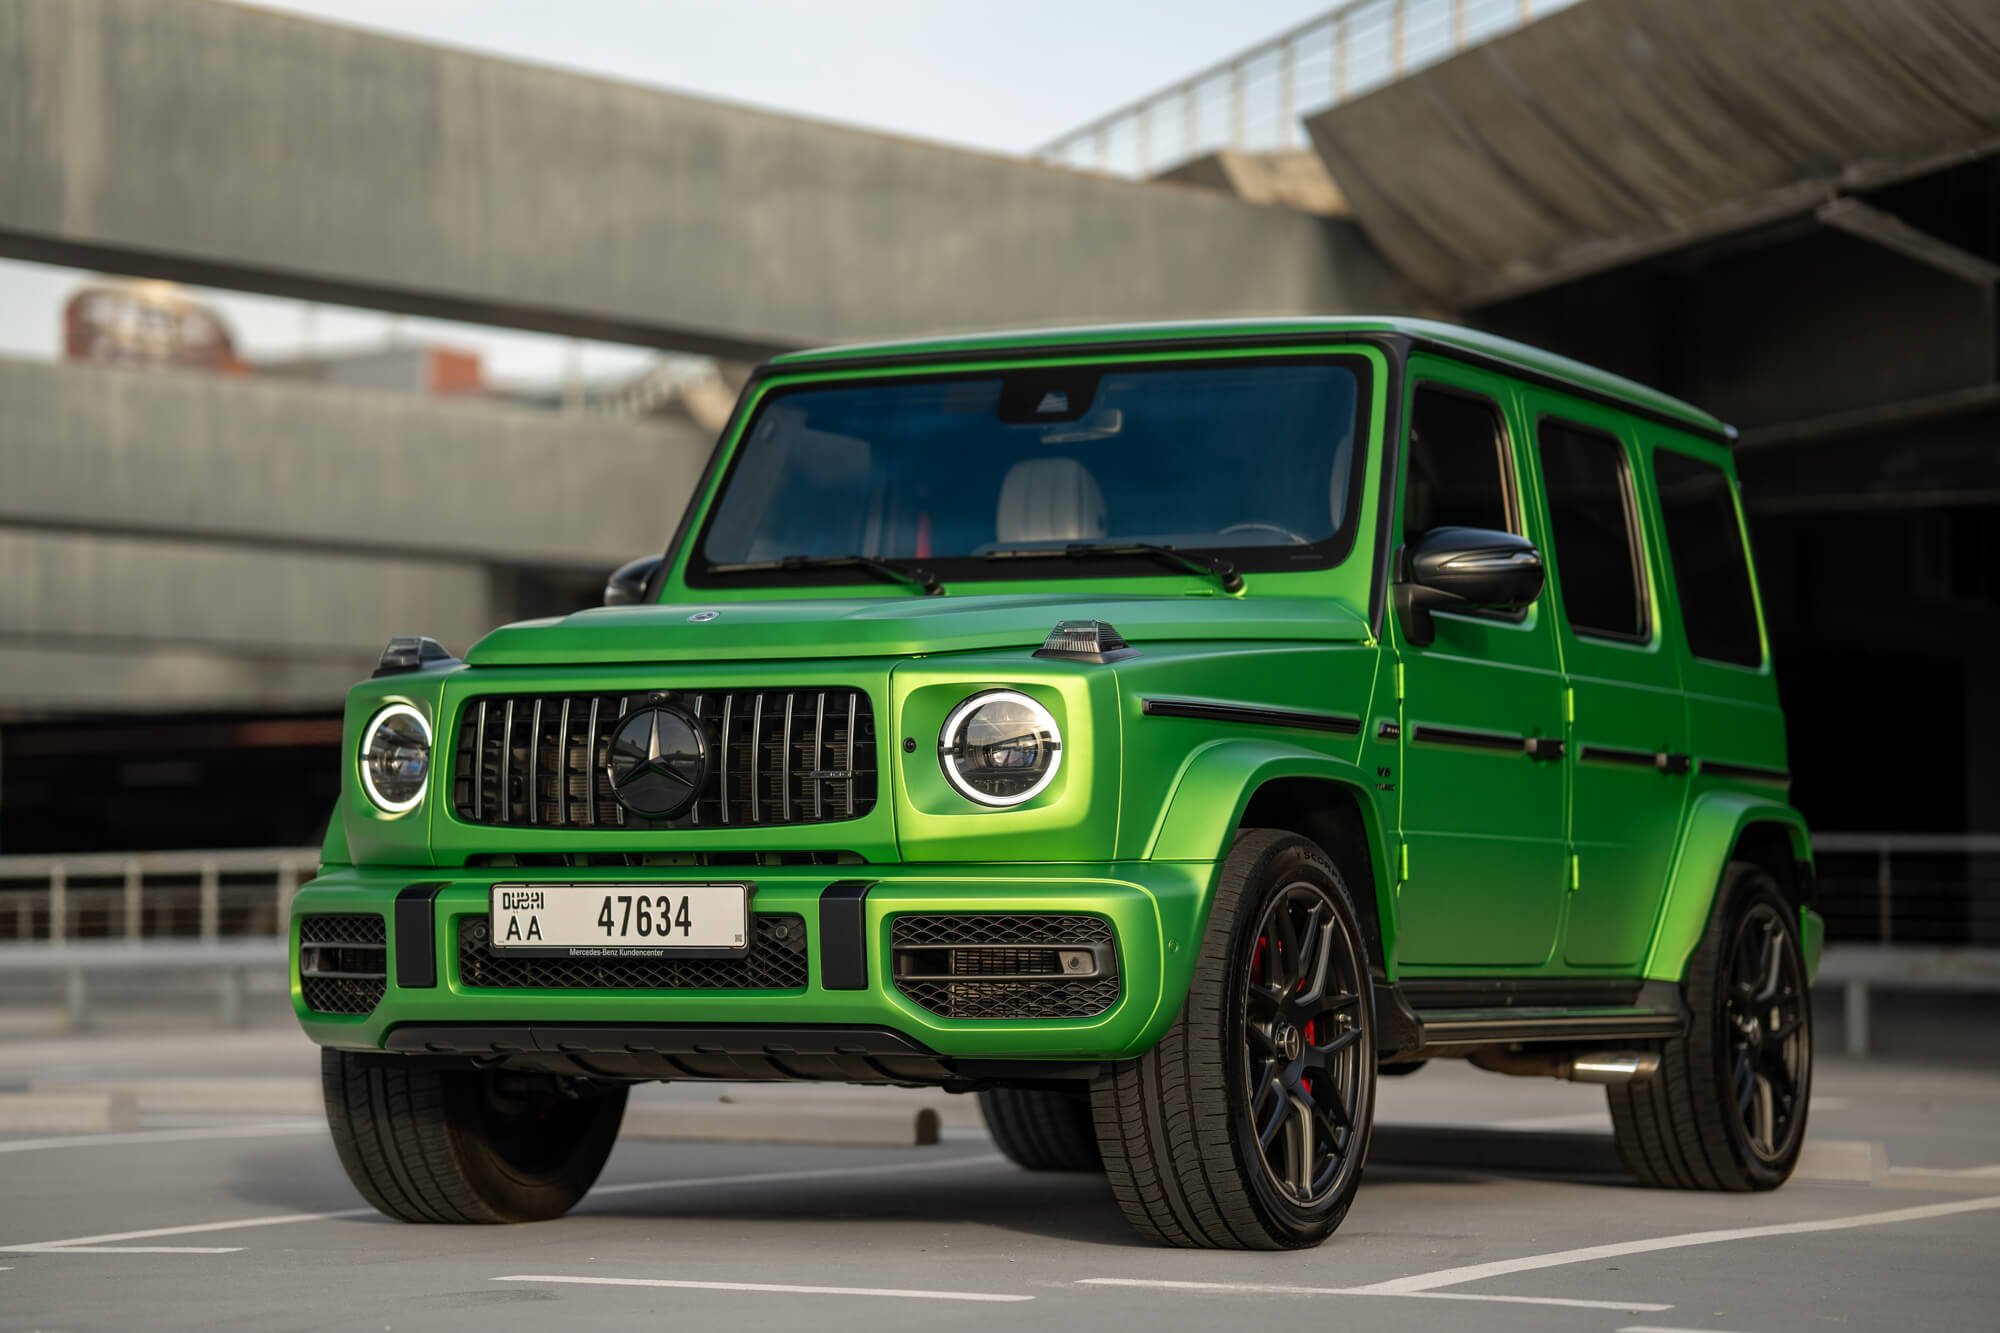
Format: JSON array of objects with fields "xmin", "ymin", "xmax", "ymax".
[
  {"xmin": 1811, "ymin": 833, "xmax": 2000, "ymax": 948},
  {"xmin": 0, "ymin": 847, "xmax": 319, "ymax": 945},
  {"xmin": 1033, "ymin": 0, "xmax": 1581, "ymax": 178}
]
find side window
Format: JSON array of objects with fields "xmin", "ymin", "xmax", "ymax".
[
  {"xmin": 1403, "ymin": 386, "xmax": 1514, "ymax": 541},
  {"xmin": 1652, "ymin": 448, "xmax": 1763, "ymax": 666},
  {"xmin": 1537, "ymin": 419, "xmax": 1647, "ymax": 641}
]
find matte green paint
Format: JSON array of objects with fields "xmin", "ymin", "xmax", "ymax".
[{"xmin": 301, "ymin": 317, "xmax": 1809, "ymax": 1062}]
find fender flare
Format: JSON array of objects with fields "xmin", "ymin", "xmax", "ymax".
[
  {"xmin": 1143, "ymin": 736, "xmax": 1396, "ymax": 964},
  {"xmin": 1642, "ymin": 791, "xmax": 1813, "ymax": 982}
]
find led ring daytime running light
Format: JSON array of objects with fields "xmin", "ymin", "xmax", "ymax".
[
  {"xmin": 359, "ymin": 702, "xmax": 432, "ymax": 815},
  {"xmin": 938, "ymin": 689, "xmax": 1063, "ymax": 807}
]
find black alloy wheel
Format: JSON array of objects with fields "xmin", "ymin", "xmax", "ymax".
[
  {"xmin": 1607, "ymin": 863, "xmax": 1812, "ymax": 1191},
  {"xmin": 1092, "ymin": 829, "xmax": 1376, "ymax": 1248},
  {"xmin": 1722, "ymin": 898, "xmax": 1809, "ymax": 1163},
  {"xmin": 1241, "ymin": 880, "xmax": 1369, "ymax": 1208}
]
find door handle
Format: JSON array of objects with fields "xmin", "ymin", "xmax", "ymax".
[
  {"xmin": 1655, "ymin": 752, "xmax": 1692, "ymax": 775},
  {"xmin": 1526, "ymin": 737, "xmax": 1566, "ymax": 761}
]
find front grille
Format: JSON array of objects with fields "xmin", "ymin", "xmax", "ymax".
[
  {"xmin": 456, "ymin": 913, "xmax": 809, "ymax": 991},
  {"xmin": 452, "ymin": 688, "xmax": 877, "ymax": 830},
  {"xmin": 299, "ymin": 914, "xmax": 386, "ymax": 1015},
  {"xmin": 891, "ymin": 913, "xmax": 1119, "ymax": 1020}
]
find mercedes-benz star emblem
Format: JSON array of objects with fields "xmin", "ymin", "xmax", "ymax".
[{"xmin": 605, "ymin": 707, "xmax": 707, "ymax": 819}]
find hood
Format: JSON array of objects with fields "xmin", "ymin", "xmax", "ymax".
[{"xmin": 464, "ymin": 593, "xmax": 1371, "ymax": 666}]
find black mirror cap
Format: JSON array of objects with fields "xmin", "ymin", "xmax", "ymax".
[
  {"xmin": 1395, "ymin": 526, "xmax": 1544, "ymax": 646},
  {"xmin": 605, "ymin": 554, "xmax": 667, "ymax": 606}
]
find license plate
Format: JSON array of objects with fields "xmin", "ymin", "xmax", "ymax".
[{"xmin": 487, "ymin": 883, "xmax": 750, "ymax": 958}]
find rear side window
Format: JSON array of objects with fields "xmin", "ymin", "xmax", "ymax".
[
  {"xmin": 1537, "ymin": 420, "xmax": 1646, "ymax": 641},
  {"xmin": 1403, "ymin": 386, "xmax": 1514, "ymax": 541},
  {"xmin": 1653, "ymin": 448, "xmax": 1763, "ymax": 666}
]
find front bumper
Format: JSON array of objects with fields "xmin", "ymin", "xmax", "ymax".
[{"xmin": 290, "ymin": 860, "xmax": 1217, "ymax": 1068}]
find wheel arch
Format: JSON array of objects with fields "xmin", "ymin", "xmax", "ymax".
[
  {"xmin": 1143, "ymin": 739, "xmax": 1396, "ymax": 982},
  {"xmin": 1643, "ymin": 792, "xmax": 1814, "ymax": 983}
]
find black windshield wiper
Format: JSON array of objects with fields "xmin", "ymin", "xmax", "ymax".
[
  {"xmin": 986, "ymin": 542, "xmax": 1243, "ymax": 593},
  {"xmin": 708, "ymin": 553, "xmax": 944, "ymax": 596}
]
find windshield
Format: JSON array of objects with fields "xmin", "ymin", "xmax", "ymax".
[{"xmin": 688, "ymin": 357, "xmax": 1368, "ymax": 588}]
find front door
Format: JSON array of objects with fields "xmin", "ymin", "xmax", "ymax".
[
  {"xmin": 1392, "ymin": 364, "xmax": 1569, "ymax": 968},
  {"xmin": 1524, "ymin": 401, "xmax": 1690, "ymax": 969}
]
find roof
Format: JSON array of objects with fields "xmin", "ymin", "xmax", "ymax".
[{"xmin": 768, "ymin": 316, "xmax": 1730, "ymax": 439}]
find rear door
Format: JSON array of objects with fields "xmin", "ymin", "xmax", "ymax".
[{"xmin": 1522, "ymin": 398, "xmax": 1690, "ymax": 969}]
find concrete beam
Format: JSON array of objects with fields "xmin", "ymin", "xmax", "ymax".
[
  {"xmin": 0, "ymin": 0, "xmax": 1419, "ymax": 359},
  {"xmin": 0, "ymin": 357, "xmax": 709, "ymax": 569},
  {"xmin": 1305, "ymin": 0, "xmax": 2000, "ymax": 306},
  {"xmin": 0, "ymin": 527, "xmax": 497, "ymax": 661}
]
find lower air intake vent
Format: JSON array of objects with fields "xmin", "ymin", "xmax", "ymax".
[
  {"xmin": 891, "ymin": 913, "xmax": 1119, "ymax": 1020},
  {"xmin": 299, "ymin": 914, "xmax": 387, "ymax": 1015},
  {"xmin": 457, "ymin": 914, "xmax": 809, "ymax": 991}
]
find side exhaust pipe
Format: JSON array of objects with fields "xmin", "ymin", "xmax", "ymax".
[{"xmin": 1468, "ymin": 1048, "xmax": 1660, "ymax": 1084}]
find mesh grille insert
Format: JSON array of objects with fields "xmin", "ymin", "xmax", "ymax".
[
  {"xmin": 299, "ymin": 914, "xmax": 386, "ymax": 1015},
  {"xmin": 457, "ymin": 913, "xmax": 809, "ymax": 991},
  {"xmin": 451, "ymin": 688, "xmax": 877, "ymax": 831},
  {"xmin": 891, "ymin": 913, "xmax": 1119, "ymax": 1020}
]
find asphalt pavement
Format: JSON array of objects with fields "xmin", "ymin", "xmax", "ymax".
[{"xmin": 2, "ymin": 1025, "xmax": 1998, "ymax": 1333}]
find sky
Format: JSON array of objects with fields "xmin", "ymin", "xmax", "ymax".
[{"xmin": 0, "ymin": 0, "xmax": 1338, "ymax": 388}]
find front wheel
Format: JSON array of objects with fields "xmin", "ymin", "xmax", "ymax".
[
  {"xmin": 322, "ymin": 1049, "xmax": 628, "ymax": 1222},
  {"xmin": 1092, "ymin": 829, "xmax": 1376, "ymax": 1248},
  {"xmin": 1607, "ymin": 862, "xmax": 1812, "ymax": 1190}
]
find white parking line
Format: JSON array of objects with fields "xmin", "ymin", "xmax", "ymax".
[
  {"xmin": 1620, "ymin": 1326, "xmax": 1764, "ymax": 1333},
  {"xmin": 0, "ymin": 1122, "xmax": 322, "ymax": 1155},
  {"xmin": 1348, "ymin": 1195, "xmax": 2000, "ymax": 1294},
  {"xmin": 1075, "ymin": 1278, "xmax": 1669, "ymax": 1312},
  {"xmin": 0, "ymin": 1152, "xmax": 1005, "ymax": 1253},
  {"xmin": 497, "ymin": 1274, "xmax": 1031, "ymax": 1303}
]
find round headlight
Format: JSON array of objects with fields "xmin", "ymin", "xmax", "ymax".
[
  {"xmin": 359, "ymin": 703, "xmax": 431, "ymax": 814},
  {"xmin": 938, "ymin": 690, "xmax": 1062, "ymax": 807}
]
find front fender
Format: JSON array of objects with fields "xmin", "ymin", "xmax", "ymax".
[
  {"xmin": 1643, "ymin": 791, "xmax": 1812, "ymax": 983},
  {"xmin": 1144, "ymin": 736, "xmax": 1396, "ymax": 970}
]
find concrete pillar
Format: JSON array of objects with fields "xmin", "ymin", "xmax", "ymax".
[
  {"xmin": 200, "ymin": 860, "xmax": 220, "ymax": 941},
  {"xmin": 124, "ymin": 860, "xmax": 143, "ymax": 941},
  {"xmin": 1844, "ymin": 981, "xmax": 1871, "ymax": 1058}
]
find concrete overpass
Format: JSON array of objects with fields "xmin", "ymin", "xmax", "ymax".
[
  {"xmin": 0, "ymin": 0, "xmax": 1419, "ymax": 362},
  {"xmin": 1303, "ymin": 0, "xmax": 2000, "ymax": 307},
  {"xmin": 1, "ymin": 356, "xmax": 710, "ymax": 712}
]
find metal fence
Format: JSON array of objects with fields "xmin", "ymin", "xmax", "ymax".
[
  {"xmin": 0, "ymin": 848, "xmax": 318, "ymax": 945},
  {"xmin": 1034, "ymin": 0, "xmax": 1582, "ymax": 178},
  {"xmin": 1811, "ymin": 833, "xmax": 2000, "ymax": 948},
  {"xmin": 0, "ymin": 831, "xmax": 1992, "ymax": 947}
]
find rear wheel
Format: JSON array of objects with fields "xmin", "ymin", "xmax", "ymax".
[
  {"xmin": 979, "ymin": 1087, "xmax": 1103, "ymax": 1171},
  {"xmin": 1608, "ymin": 863, "xmax": 1811, "ymax": 1190},
  {"xmin": 322, "ymin": 1049, "xmax": 628, "ymax": 1223},
  {"xmin": 1092, "ymin": 829, "xmax": 1375, "ymax": 1249}
]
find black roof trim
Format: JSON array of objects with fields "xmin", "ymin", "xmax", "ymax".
[{"xmin": 745, "ymin": 329, "xmax": 1733, "ymax": 447}]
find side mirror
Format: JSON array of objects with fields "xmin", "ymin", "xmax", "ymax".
[
  {"xmin": 604, "ymin": 554, "xmax": 665, "ymax": 607},
  {"xmin": 1394, "ymin": 526, "xmax": 1543, "ymax": 646}
]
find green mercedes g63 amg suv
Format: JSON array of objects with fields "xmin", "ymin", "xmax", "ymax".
[{"xmin": 295, "ymin": 316, "xmax": 1818, "ymax": 1249}]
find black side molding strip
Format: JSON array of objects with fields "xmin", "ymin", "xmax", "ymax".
[
  {"xmin": 1579, "ymin": 743, "xmax": 1655, "ymax": 768},
  {"xmin": 394, "ymin": 883, "xmax": 447, "ymax": 989},
  {"xmin": 1699, "ymin": 759, "xmax": 1792, "ymax": 787},
  {"xmin": 1580, "ymin": 744, "xmax": 1694, "ymax": 775},
  {"xmin": 1409, "ymin": 723, "xmax": 1524, "ymax": 753},
  {"xmin": 1141, "ymin": 698, "xmax": 1362, "ymax": 737},
  {"xmin": 818, "ymin": 880, "xmax": 875, "ymax": 990}
]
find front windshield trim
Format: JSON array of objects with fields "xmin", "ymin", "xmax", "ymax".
[{"xmin": 680, "ymin": 350, "xmax": 1375, "ymax": 593}]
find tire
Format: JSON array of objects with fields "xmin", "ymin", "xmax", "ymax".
[
  {"xmin": 1091, "ymin": 829, "xmax": 1376, "ymax": 1249},
  {"xmin": 980, "ymin": 1087, "xmax": 1103, "ymax": 1171},
  {"xmin": 1608, "ymin": 862, "xmax": 1812, "ymax": 1191},
  {"xmin": 322, "ymin": 1049, "xmax": 628, "ymax": 1223}
]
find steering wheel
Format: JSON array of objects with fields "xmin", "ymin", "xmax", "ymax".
[{"xmin": 1218, "ymin": 521, "xmax": 1313, "ymax": 545}]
